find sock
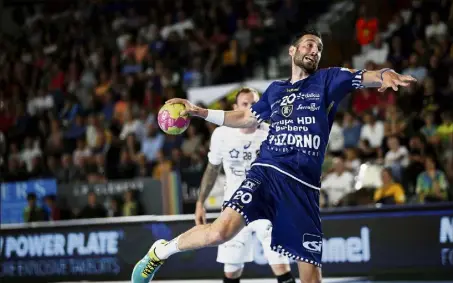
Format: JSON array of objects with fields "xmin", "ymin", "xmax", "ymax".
[
  {"xmin": 154, "ymin": 236, "xmax": 180, "ymax": 259},
  {"xmin": 223, "ymin": 277, "xmax": 240, "ymax": 283},
  {"xmin": 277, "ymin": 271, "xmax": 296, "ymax": 283}
]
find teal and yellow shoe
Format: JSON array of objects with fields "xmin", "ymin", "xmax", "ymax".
[{"xmin": 131, "ymin": 239, "xmax": 167, "ymax": 283}]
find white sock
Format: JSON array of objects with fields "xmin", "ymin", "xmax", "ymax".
[{"xmin": 154, "ymin": 236, "xmax": 181, "ymax": 260}]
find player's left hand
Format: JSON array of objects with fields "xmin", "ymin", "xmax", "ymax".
[{"xmin": 378, "ymin": 71, "xmax": 417, "ymax": 92}]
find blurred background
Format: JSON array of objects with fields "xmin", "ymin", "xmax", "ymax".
[{"xmin": 0, "ymin": 0, "xmax": 452, "ymax": 282}]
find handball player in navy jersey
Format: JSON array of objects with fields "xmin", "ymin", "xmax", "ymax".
[{"xmin": 131, "ymin": 29, "xmax": 416, "ymax": 283}]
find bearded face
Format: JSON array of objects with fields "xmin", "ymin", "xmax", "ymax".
[
  {"xmin": 292, "ymin": 48, "xmax": 320, "ymax": 74},
  {"xmin": 291, "ymin": 34, "xmax": 322, "ymax": 74}
]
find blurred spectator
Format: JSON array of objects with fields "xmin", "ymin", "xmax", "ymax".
[
  {"xmin": 73, "ymin": 139, "xmax": 92, "ymax": 166},
  {"xmin": 86, "ymin": 154, "xmax": 107, "ymax": 183},
  {"xmin": 384, "ymin": 136, "xmax": 409, "ymax": 181},
  {"xmin": 420, "ymin": 112, "xmax": 438, "ymax": 142},
  {"xmin": 402, "ymin": 53, "xmax": 427, "ymax": 82},
  {"xmin": 436, "ymin": 112, "xmax": 453, "ymax": 162},
  {"xmin": 416, "ymin": 155, "xmax": 449, "ymax": 203},
  {"xmin": 353, "ymin": 89, "xmax": 378, "ymax": 116},
  {"xmin": 362, "ymin": 34, "xmax": 389, "ymax": 66},
  {"xmin": 136, "ymin": 153, "xmax": 151, "ymax": 177},
  {"xmin": 153, "ymin": 151, "xmax": 172, "ymax": 179},
  {"xmin": 117, "ymin": 149, "xmax": 137, "ymax": 179},
  {"xmin": 387, "ymin": 36, "xmax": 405, "ymax": 73},
  {"xmin": 328, "ymin": 114, "xmax": 344, "ymax": 156},
  {"xmin": 141, "ymin": 124, "xmax": 165, "ymax": 162},
  {"xmin": 321, "ymin": 157, "xmax": 355, "ymax": 207},
  {"xmin": 56, "ymin": 154, "xmax": 83, "ymax": 184},
  {"xmin": 5, "ymin": 157, "xmax": 28, "ymax": 182},
  {"xmin": 21, "ymin": 137, "xmax": 42, "ymax": 172},
  {"xmin": 374, "ymin": 168, "xmax": 406, "ymax": 205},
  {"xmin": 46, "ymin": 119, "xmax": 65, "ymax": 156},
  {"xmin": 343, "ymin": 112, "xmax": 362, "ymax": 148},
  {"xmin": 78, "ymin": 191, "xmax": 107, "ymax": 219},
  {"xmin": 345, "ymin": 148, "xmax": 361, "ymax": 174},
  {"xmin": 358, "ymin": 139, "xmax": 378, "ymax": 162},
  {"xmin": 23, "ymin": 193, "xmax": 46, "ymax": 222},
  {"xmin": 356, "ymin": 5, "xmax": 378, "ymax": 51},
  {"xmin": 65, "ymin": 114, "xmax": 86, "ymax": 141},
  {"xmin": 425, "ymin": 11, "xmax": 448, "ymax": 41},
  {"xmin": 120, "ymin": 111, "xmax": 144, "ymax": 141},
  {"xmin": 27, "ymin": 88, "xmax": 54, "ymax": 116},
  {"xmin": 181, "ymin": 125, "xmax": 203, "ymax": 156},
  {"xmin": 108, "ymin": 197, "xmax": 122, "ymax": 217},
  {"xmin": 360, "ymin": 112, "xmax": 385, "ymax": 149},
  {"xmin": 123, "ymin": 190, "xmax": 139, "ymax": 216},
  {"xmin": 44, "ymin": 195, "xmax": 61, "ymax": 221}
]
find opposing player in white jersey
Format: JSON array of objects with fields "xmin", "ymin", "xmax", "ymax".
[{"xmin": 195, "ymin": 88, "xmax": 295, "ymax": 283}]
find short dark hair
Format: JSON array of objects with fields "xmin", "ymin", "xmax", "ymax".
[
  {"xmin": 234, "ymin": 87, "xmax": 259, "ymax": 104},
  {"xmin": 291, "ymin": 28, "xmax": 322, "ymax": 47}
]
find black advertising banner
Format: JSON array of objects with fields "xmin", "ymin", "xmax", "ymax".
[
  {"xmin": 57, "ymin": 178, "xmax": 163, "ymax": 215},
  {"xmin": 0, "ymin": 204, "xmax": 452, "ymax": 282}
]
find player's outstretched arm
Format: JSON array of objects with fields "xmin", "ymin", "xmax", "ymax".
[
  {"xmin": 165, "ymin": 98, "xmax": 258, "ymax": 128},
  {"xmin": 361, "ymin": 68, "xmax": 417, "ymax": 92}
]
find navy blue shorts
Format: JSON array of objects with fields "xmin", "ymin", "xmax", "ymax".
[{"xmin": 223, "ymin": 165, "xmax": 323, "ymax": 267}]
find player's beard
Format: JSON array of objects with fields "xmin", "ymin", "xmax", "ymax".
[{"xmin": 293, "ymin": 50, "xmax": 319, "ymax": 74}]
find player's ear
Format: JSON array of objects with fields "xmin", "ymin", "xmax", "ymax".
[{"xmin": 289, "ymin": 45, "xmax": 296, "ymax": 56}]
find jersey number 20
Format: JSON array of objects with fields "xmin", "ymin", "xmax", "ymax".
[{"xmin": 280, "ymin": 93, "xmax": 296, "ymax": 106}]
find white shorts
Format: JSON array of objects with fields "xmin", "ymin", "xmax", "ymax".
[{"xmin": 217, "ymin": 219, "xmax": 290, "ymax": 265}]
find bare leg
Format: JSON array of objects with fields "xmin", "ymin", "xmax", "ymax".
[
  {"xmin": 297, "ymin": 261, "xmax": 322, "ymax": 283},
  {"xmin": 156, "ymin": 208, "xmax": 245, "ymax": 259}
]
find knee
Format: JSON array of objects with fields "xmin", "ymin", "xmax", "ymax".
[
  {"xmin": 224, "ymin": 263, "xmax": 243, "ymax": 279},
  {"xmin": 208, "ymin": 227, "xmax": 234, "ymax": 245}
]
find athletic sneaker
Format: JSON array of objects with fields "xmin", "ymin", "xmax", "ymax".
[{"xmin": 131, "ymin": 239, "xmax": 167, "ymax": 282}]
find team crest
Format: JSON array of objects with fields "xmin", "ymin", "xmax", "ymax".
[{"xmin": 281, "ymin": 105, "xmax": 293, "ymax": 117}]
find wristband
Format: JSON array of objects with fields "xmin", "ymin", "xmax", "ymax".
[
  {"xmin": 380, "ymin": 68, "xmax": 393, "ymax": 80},
  {"xmin": 205, "ymin": 109, "xmax": 225, "ymax": 126}
]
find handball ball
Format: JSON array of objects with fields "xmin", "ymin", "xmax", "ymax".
[{"xmin": 157, "ymin": 103, "xmax": 190, "ymax": 135}]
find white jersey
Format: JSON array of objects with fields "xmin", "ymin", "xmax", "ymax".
[{"xmin": 208, "ymin": 125, "xmax": 269, "ymax": 202}]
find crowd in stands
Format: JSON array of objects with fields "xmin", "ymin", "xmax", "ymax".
[
  {"xmin": 0, "ymin": 0, "xmax": 452, "ymax": 223},
  {"xmin": 0, "ymin": 0, "xmax": 302, "ymax": 184},
  {"xmin": 321, "ymin": 0, "xmax": 452, "ymax": 207}
]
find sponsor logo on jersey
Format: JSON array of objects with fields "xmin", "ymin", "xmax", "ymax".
[
  {"xmin": 297, "ymin": 103, "xmax": 320, "ymax": 112},
  {"xmin": 229, "ymin": 148, "xmax": 240, "ymax": 158},
  {"xmin": 268, "ymin": 134, "xmax": 321, "ymax": 149},
  {"xmin": 299, "ymin": 93, "xmax": 320, "ymax": 101},
  {"xmin": 303, "ymin": 234, "xmax": 322, "ymax": 253},
  {"xmin": 241, "ymin": 178, "xmax": 261, "ymax": 191},
  {"xmin": 281, "ymin": 105, "xmax": 293, "ymax": 117}
]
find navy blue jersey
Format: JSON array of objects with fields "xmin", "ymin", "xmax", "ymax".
[{"xmin": 250, "ymin": 67, "xmax": 365, "ymax": 189}]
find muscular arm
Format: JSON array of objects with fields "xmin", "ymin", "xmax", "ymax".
[
  {"xmin": 197, "ymin": 162, "xmax": 222, "ymax": 204},
  {"xmin": 198, "ymin": 108, "xmax": 259, "ymax": 128}
]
